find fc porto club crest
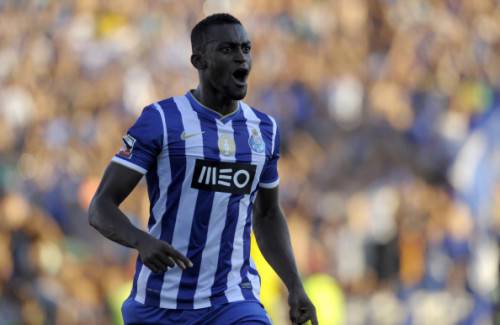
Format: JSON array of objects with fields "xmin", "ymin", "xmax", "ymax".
[{"xmin": 248, "ymin": 128, "xmax": 265, "ymax": 154}]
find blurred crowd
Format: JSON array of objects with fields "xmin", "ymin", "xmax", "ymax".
[{"xmin": 1, "ymin": 0, "xmax": 500, "ymax": 324}]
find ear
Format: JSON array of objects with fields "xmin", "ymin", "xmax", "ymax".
[{"xmin": 191, "ymin": 53, "xmax": 207, "ymax": 70}]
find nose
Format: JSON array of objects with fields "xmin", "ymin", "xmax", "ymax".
[{"xmin": 233, "ymin": 48, "xmax": 247, "ymax": 63}]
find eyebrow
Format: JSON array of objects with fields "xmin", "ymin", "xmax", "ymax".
[
  {"xmin": 194, "ymin": 40, "xmax": 251, "ymax": 53},
  {"xmin": 214, "ymin": 40, "xmax": 252, "ymax": 45},
  {"xmin": 215, "ymin": 41, "xmax": 251, "ymax": 46}
]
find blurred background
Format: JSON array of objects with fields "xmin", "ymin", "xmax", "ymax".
[{"xmin": 1, "ymin": 0, "xmax": 500, "ymax": 324}]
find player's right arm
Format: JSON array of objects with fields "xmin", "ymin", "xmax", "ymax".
[
  {"xmin": 88, "ymin": 105, "xmax": 192, "ymax": 273},
  {"xmin": 88, "ymin": 163, "xmax": 191, "ymax": 273}
]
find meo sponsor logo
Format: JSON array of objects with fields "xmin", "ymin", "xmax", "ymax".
[{"xmin": 191, "ymin": 159, "xmax": 256, "ymax": 195}]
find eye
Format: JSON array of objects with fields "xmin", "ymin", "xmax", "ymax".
[
  {"xmin": 242, "ymin": 45, "xmax": 251, "ymax": 54},
  {"xmin": 220, "ymin": 47, "xmax": 232, "ymax": 54}
]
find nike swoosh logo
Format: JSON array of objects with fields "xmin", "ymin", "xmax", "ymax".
[{"xmin": 180, "ymin": 131, "xmax": 205, "ymax": 140}]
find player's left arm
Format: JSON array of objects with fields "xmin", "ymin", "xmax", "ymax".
[{"xmin": 253, "ymin": 186, "xmax": 318, "ymax": 325}]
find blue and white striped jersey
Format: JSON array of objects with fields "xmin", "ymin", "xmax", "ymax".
[{"xmin": 111, "ymin": 91, "xmax": 280, "ymax": 309}]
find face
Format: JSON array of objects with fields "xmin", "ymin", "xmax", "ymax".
[{"xmin": 197, "ymin": 24, "xmax": 252, "ymax": 100}]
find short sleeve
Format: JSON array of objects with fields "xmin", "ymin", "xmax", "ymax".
[
  {"xmin": 259, "ymin": 123, "xmax": 280, "ymax": 188},
  {"xmin": 111, "ymin": 105, "xmax": 164, "ymax": 174}
]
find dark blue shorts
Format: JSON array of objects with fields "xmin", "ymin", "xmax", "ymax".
[{"xmin": 121, "ymin": 296, "xmax": 272, "ymax": 325}]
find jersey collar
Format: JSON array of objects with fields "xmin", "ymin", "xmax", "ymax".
[{"xmin": 185, "ymin": 90, "xmax": 242, "ymax": 123}]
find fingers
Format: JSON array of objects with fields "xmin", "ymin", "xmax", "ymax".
[
  {"xmin": 296, "ymin": 307, "xmax": 310, "ymax": 324},
  {"xmin": 164, "ymin": 245, "xmax": 193, "ymax": 269},
  {"xmin": 289, "ymin": 306, "xmax": 300, "ymax": 325},
  {"xmin": 156, "ymin": 252, "xmax": 175, "ymax": 268},
  {"xmin": 146, "ymin": 259, "xmax": 164, "ymax": 274},
  {"xmin": 310, "ymin": 311, "xmax": 318, "ymax": 325},
  {"xmin": 139, "ymin": 237, "xmax": 193, "ymax": 272},
  {"xmin": 173, "ymin": 257, "xmax": 188, "ymax": 270},
  {"xmin": 290, "ymin": 306, "xmax": 318, "ymax": 325},
  {"xmin": 305, "ymin": 307, "xmax": 318, "ymax": 325},
  {"xmin": 143, "ymin": 251, "xmax": 174, "ymax": 273},
  {"xmin": 296, "ymin": 312, "xmax": 313, "ymax": 325}
]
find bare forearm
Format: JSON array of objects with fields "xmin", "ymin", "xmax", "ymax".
[
  {"xmin": 253, "ymin": 208, "xmax": 303, "ymax": 292},
  {"xmin": 88, "ymin": 196, "xmax": 147, "ymax": 249}
]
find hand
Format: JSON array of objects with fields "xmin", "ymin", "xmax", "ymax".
[
  {"xmin": 288, "ymin": 287, "xmax": 318, "ymax": 325},
  {"xmin": 136, "ymin": 233, "xmax": 193, "ymax": 273}
]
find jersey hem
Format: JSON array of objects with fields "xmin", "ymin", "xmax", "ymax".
[
  {"xmin": 258, "ymin": 178, "xmax": 279, "ymax": 189},
  {"xmin": 111, "ymin": 157, "xmax": 147, "ymax": 174},
  {"xmin": 133, "ymin": 291, "xmax": 260, "ymax": 310}
]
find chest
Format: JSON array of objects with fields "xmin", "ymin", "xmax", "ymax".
[
  {"xmin": 158, "ymin": 117, "xmax": 270, "ymax": 195},
  {"xmin": 164, "ymin": 118, "xmax": 269, "ymax": 165}
]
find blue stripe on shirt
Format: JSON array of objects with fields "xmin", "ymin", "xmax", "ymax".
[
  {"xmin": 176, "ymin": 113, "xmax": 219, "ymax": 309},
  {"xmin": 210, "ymin": 113, "xmax": 252, "ymax": 304},
  {"xmin": 234, "ymin": 114, "xmax": 257, "ymax": 300},
  {"xmin": 239, "ymin": 189, "xmax": 258, "ymax": 300},
  {"xmin": 145, "ymin": 163, "xmax": 160, "ymax": 230},
  {"xmin": 145, "ymin": 98, "xmax": 186, "ymax": 307},
  {"xmin": 210, "ymin": 194, "xmax": 242, "ymax": 305}
]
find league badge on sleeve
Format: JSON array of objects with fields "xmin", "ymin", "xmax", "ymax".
[
  {"xmin": 248, "ymin": 128, "xmax": 265, "ymax": 154},
  {"xmin": 118, "ymin": 134, "xmax": 136, "ymax": 159}
]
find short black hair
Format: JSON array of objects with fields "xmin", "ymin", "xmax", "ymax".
[{"xmin": 191, "ymin": 13, "xmax": 242, "ymax": 52}]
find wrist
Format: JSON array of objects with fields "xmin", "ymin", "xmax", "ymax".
[
  {"xmin": 287, "ymin": 277, "xmax": 305, "ymax": 294},
  {"xmin": 132, "ymin": 229, "xmax": 149, "ymax": 250}
]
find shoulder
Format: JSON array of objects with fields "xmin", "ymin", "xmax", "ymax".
[
  {"xmin": 240, "ymin": 102, "xmax": 280, "ymax": 156},
  {"xmin": 147, "ymin": 96, "xmax": 178, "ymax": 114},
  {"xmin": 240, "ymin": 101, "xmax": 278, "ymax": 131},
  {"xmin": 131, "ymin": 97, "xmax": 178, "ymax": 141},
  {"xmin": 140, "ymin": 96, "xmax": 187, "ymax": 124}
]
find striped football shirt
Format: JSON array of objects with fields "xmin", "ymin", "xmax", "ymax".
[{"xmin": 111, "ymin": 90, "xmax": 280, "ymax": 309}]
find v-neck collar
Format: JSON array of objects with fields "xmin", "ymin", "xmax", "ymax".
[{"xmin": 185, "ymin": 90, "xmax": 242, "ymax": 124}]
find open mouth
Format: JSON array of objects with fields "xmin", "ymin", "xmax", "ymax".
[{"xmin": 232, "ymin": 68, "xmax": 249, "ymax": 85}]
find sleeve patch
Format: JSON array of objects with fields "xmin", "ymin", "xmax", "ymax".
[{"xmin": 117, "ymin": 134, "xmax": 136, "ymax": 159}]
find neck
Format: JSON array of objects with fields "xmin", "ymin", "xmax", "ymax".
[{"xmin": 192, "ymin": 85, "xmax": 238, "ymax": 117}]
